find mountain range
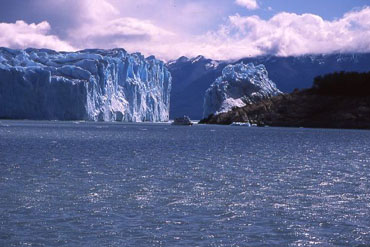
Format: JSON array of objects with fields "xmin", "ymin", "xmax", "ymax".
[{"xmin": 168, "ymin": 53, "xmax": 370, "ymax": 119}]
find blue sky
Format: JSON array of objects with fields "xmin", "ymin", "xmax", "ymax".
[
  {"xmin": 250, "ymin": 0, "xmax": 367, "ymax": 19},
  {"xmin": 0, "ymin": 0, "xmax": 369, "ymax": 60}
]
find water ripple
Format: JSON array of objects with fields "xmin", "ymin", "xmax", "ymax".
[{"xmin": 0, "ymin": 121, "xmax": 370, "ymax": 246}]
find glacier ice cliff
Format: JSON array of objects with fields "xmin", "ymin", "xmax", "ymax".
[
  {"xmin": 0, "ymin": 48, "xmax": 171, "ymax": 121},
  {"xmin": 203, "ymin": 62, "xmax": 281, "ymax": 118}
]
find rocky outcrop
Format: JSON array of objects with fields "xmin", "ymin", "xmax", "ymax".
[{"xmin": 200, "ymin": 89, "xmax": 370, "ymax": 129}]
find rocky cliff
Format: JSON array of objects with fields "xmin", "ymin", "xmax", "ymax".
[{"xmin": 200, "ymin": 89, "xmax": 370, "ymax": 129}]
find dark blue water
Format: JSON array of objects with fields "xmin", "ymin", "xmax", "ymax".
[{"xmin": 0, "ymin": 121, "xmax": 369, "ymax": 246}]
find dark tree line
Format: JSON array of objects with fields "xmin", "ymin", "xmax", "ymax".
[{"xmin": 313, "ymin": 71, "xmax": 370, "ymax": 96}]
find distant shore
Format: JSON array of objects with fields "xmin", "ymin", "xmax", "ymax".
[{"xmin": 200, "ymin": 90, "xmax": 370, "ymax": 130}]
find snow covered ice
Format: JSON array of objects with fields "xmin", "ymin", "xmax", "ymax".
[
  {"xmin": 0, "ymin": 48, "xmax": 171, "ymax": 122},
  {"xmin": 203, "ymin": 62, "xmax": 281, "ymax": 118}
]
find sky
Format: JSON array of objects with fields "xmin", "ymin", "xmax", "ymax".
[{"xmin": 0, "ymin": 0, "xmax": 370, "ymax": 60}]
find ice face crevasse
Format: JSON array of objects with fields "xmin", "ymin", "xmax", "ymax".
[
  {"xmin": 203, "ymin": 62, "xmax": 281, "ymax": 118},
  {"xmin": 0, "ymin": 48, "xmax": 172, "ymax": 122}
]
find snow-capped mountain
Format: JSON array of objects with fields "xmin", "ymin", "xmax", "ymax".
[
  {"xmin": 168, "ymin": 53, "xmax": 370, "ymax": 119},
  {"xmin": 0, "ymin": 48, "xmax": 171, "ymax": 121},
  {"xmin": 203, "ymin": 63, "xmax": 281, "ymax": 118},
  {"xmin": 167, "ymin": 56, "xmax": 226, "ymax": 119}
]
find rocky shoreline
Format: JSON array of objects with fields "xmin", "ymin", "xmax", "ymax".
[{"xmin": 199, "ymin": 89, "xmax": 370, "ymax": 129}]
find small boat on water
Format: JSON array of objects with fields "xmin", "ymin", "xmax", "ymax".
[
  {"xmin": 230, "ymin": 122, "xmax": 252, "ymax": 127},
  {"xmin": 172, "ymin": 115, "xmax": 193, "ymax": 126}
]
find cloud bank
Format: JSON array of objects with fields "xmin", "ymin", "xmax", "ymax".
[
  {"xmin": 0, "ymin": 20, "xmax": 73, "ymax": 51},
  {"xmin": 0, "ymin": 0, "xmax": 370, "ymax": 60},
  {"xmin": 203, "ymin": 7, "xmax": 370, "ymax": 59}
]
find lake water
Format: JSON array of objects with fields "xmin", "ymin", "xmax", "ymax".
[{"xmin": 0, "ymin": 121, "xmax": 369, "ymax": 246}]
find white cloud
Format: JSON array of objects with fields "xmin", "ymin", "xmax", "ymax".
[
  {"xmin": 79, "ymin": 0, "xmax": 119, "ymax": 22},
  {"xmin": 205, "ymin": 7, "xmax": 370, "ymax": 58},
  {"xmin": 235, "ymin": 0, "xmax": 259, "ymax": 10},
  {"xmin": 0, "ymin": 20, "xmax": 74, "ymax": 51},
  {"xmin": 61, "ymin": 1, "xmax": 370, "ymax": 60},
  {"xmin": 136, "ymin": 7, "xmax": 370, "ymax": 60},
  {"xmin": 69, "ymin": 17, "xmax": 174, "ymax": 49},
  {"xmin": 65, "ymin": 0, "xmax": 175, "ymax": 52},
  {"xmin": 1, "ymin": 1, "xmax": 370, "ymax": 61}
]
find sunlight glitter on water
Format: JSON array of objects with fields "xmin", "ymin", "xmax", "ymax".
[{"xmin": 0, "ymin": 121, "xmax": 370, "ymax": 246}]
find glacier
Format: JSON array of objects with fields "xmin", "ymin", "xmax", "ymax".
[
  {"xmin": 0, "ymin": 48, "xmax": 171, "ymax": 122},
  {"xmin": 203, "ymin": 62, "xmax": 281, "ymax": 118}
]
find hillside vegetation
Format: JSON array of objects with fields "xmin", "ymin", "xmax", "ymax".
[{"xmin": 200, "ymin": 71, "xmax": 370, "ymax": 129}]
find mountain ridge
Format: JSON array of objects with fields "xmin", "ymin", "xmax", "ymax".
[{"xmin": 168, "ymin": 53, "xmax": 370, "ymax": 119}]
